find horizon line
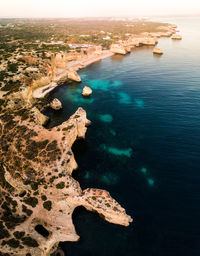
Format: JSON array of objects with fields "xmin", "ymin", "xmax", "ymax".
[{"xmin": 0, "ymin": 13, "xmax": 200, "ymax": 20}]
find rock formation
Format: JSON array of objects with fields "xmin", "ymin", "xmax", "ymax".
[
  {"xmin": 110, "ymin": 44, "xmax": 128, "ymax": 55},
  {"xmin": 153, "ymin": 48, "xmax": 163, "ymax": 55},
  {"xmin": 171, "ymin": 34, "xmax": 182, "ymax": 40},
  {"xmin": 50, "ymin": 98, "xmax": 62, "ymax": 110},
  {"xmin": 67, "ymin": 69, "xmax": 81, "ymax": 82},
  {"xmin": 82, "ymin": 86, "xmax": 92, "ymax": 97},
  {"xmin": 0, "ymin": 94, "xmax": 132, "ymax": 256},
  {"xmin": 140, "ymin": 37, "xmax": 158, "ymax": 46}
]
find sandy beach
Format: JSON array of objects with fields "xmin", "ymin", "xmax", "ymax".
[
  {"xmin": 67, "ymin": 50, "xmax": 114, "ymax": 71},
  {"xmin": 32, "ymin": 50, "xmax": 114, "ymax": 98}
]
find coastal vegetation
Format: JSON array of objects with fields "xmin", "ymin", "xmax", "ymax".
[{"xmin": 0, "ymin": 18, "xmax": 172, "ymax": 95}]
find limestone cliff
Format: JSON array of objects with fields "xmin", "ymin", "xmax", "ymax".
[
  {"xmin": 0, "ymin": 95, "xmax": 132, "ymax": 256},
  {"xmin": 110, "ymin": 44, "xmax": 128, "ymax": 55}
]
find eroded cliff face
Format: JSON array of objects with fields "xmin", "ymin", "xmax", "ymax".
[{"xmin": 0, "ymin": 95, "xmax": 132, "ymax": 256}]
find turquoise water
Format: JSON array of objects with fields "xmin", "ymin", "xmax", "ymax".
[{"xmin": 45, "ymin": 17, "xmax": 200, "ymax": 256}]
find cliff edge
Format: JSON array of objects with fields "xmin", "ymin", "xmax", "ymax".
[{"xmin": 0, "ymin": 94, "xmax": 132, "ymax": 256}]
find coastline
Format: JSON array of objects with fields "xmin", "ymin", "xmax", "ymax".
[
  {"xmin": 32, "ymin": 50, "xmax": 114, "ymax": 99},
  {"xmin": 0, "ymin": 21, "xmax": 181, "ymax": 256},
  {"xmin": 66, "ymin": 50, "xmax": 114, "ymax": 71},
  {"xmin": 31, "ymin": 25, "xmax": 178, "ymax": 100}
]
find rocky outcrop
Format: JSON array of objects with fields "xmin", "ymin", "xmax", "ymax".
[
  {"xmin": 75, "ymin": 189, "xmax": 132, "ymax": 226},
  {"xmin": 0, "ymin": 98, "xmax": 132, "ymax": 256},
  {"xmin": 153, "ymin": 48, "xmax": 163, "ymax": 55},
  {"xmin": 110, "ymin": 44, "xmax": 127, "ymax": 55},
  {"xmin": 140, "ymin": 37, "xmax": 158, "ymax": 46},
  {"xmin": 82, "ymin": 86, "xmax": 92, "ymax": 97},
  {"xmin": 31, "ymin": 107, "xmax": 49, "ymax": 126},
  {"xmin": 67, "ymin": 69, "xmax": 81, "ymax": 82},
  {"xmin": 50, "ymin": 98, "xmax": 62, "ymax": 110},
  {"xmin": 171, "ymin": 34, "xmax": 182, "ymax": 40}
]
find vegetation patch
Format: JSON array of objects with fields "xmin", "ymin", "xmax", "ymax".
[
  {"xmin": 41, "ymin": 195, "xmax": 47, "ymax": 201},
  {"xmin": 22, "ymin": 236, "xmax": 39, "ymax": 247},
  {"xmin": 62, "ymin": 125, "xmax": 74, "ymax": 131},
  {"xmin": 5, "ymin": 238, "xmax": 20, "ymax": 248},
  {"xmin": 56, "ymin": 181, "xmax": 65, "ymax": 189},
  {"xmin": 23, "ymin": 197, "xmax": 38, "ymax": 208},
  {"xmin": 43, "ymin": 201, "xmax": 52, "ymax": 211},
  {"xmin": 13, "ymin": 231, "xmax": 25, "ymax": 240}
]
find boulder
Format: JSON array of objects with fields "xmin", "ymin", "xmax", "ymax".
[
  {"xmin": 82, "ymin": 86, "xmax": 92, "ymax": 97},
  {"xmin": 153, "ymin": 48, "xmax": 163, "ymax": 55},
  {"xmin": 50, "ymin": 98, "xmax": 62, "ymax": 110}
]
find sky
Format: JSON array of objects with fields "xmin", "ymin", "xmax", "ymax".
[{"xmin": 0, "ymin": 0, "xmax": 199, "ymax": 18}]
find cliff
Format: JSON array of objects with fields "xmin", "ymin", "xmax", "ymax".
[
  {"xmin": 0, "ymin": 94, "xmax": 132, "ymax": 256},
  {"xmin": 110, "ymin": 44, "xmax": 128, "ymax": 55}
]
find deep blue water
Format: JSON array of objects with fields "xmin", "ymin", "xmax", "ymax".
[{"xmin": 45, "ymin": 17, "xmax": 200, "ymax": 256}]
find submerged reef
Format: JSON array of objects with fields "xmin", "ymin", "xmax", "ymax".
[{"xmin": 0, "ymin": 92, "xmax": 132, "ymax": 256}]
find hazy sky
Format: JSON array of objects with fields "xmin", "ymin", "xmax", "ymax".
[{"xmin": 0, "ymin": 0, "xmax": 199, "ymax": 18}]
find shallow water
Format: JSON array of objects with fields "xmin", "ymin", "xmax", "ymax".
[{"xmin": 45, "ymin": 17, "xmax": 200, "ymax": 256}]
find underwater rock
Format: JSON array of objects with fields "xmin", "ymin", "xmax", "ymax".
[
  {"xmin": 87, "ymin": 79, "xmax": 122, "ymax": 91},
  {"xmin": 140, "ymin": 167, "xmax": 147, "ymax": 175},
  {"xmin": 110, "ymin": 129, "xmax": 116, "ymax": 136},
  {"xmin": 147, "ymin": 178, "xmax": 155, "ymax": 186},
  {"xmin": 101, "ymin": 144, "xmax": 133, "ymax": 158},
  {"xmin": 118, "ymin": 92, "xmax": 132, "ymax": 104},
  {"xmin": 101, "ymin": 172, "xmax": 119, "ymax": 185},
  {"xmin": 99, "ymin": 114, "xmax": 113, "ymax": 123},
  {"xmin": 134, "ymin": 99, "xmax": 144, "ymax": 109}
]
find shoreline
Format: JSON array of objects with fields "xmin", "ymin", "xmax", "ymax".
[
  {"xmin": 0, "ymin": 21, "xmax": 182, "ymax": 256},
  {"xmin": 66, "ymin": 50, "xmax": 114, "ymax": 71},
  {"xmin": 31, "ymin": 25, "xmax": 178, "ymax": 100},
  {"xmin": 32, "ymin": 50, "xmax": 114, "ymax": 99}
]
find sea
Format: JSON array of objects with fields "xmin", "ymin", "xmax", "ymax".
[{"xmin": 45, "ymin": 17, "xmax": 200, "ymax": 256}]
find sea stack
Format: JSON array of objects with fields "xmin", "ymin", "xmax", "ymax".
[
  {"xmin": 153, "ymin": 48, "xmax": 163, "ymax": 55},
  {"xmin": 171, "ymin": 34, "xmax": 182, "ymax": 40},
  {"xmin": 50, "ymin": 98, "xmax": 62, "ymax": 110},
  {"xmin": 82, "ymin": 86, "xmax": 92, "ymax": 96}
]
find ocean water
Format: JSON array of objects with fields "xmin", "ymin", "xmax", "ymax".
[{"xmin": 45, "ymin": 17, "xmax": 200, "ymax": 256}]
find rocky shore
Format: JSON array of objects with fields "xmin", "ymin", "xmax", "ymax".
[
  {"xmin": 0, "ymin": 90, "xmax": 132, "ymax": 256},
  {"xmin": 29, "ymin": 23, "xmax": 179, "ymax": 100},
  {"xmin": 0, "ymin": 21, "xmax": 181, "ymax": 256},
  {"xmin": 31, "ymin": 50, "xmax": 113, "ymax": 99}
]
